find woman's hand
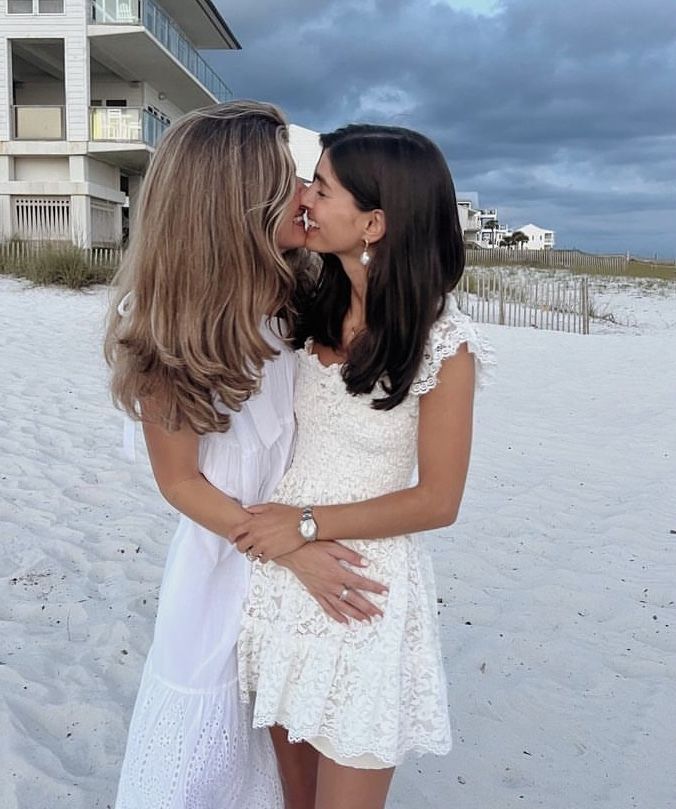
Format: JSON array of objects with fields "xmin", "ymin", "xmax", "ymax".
[
  {"xmin": 231, "ymin": 503, "xmax": 305, "ymax": 562},
  {"xmin": 277, "ymin": 542, "xmax": 388, "ymax": 625}
]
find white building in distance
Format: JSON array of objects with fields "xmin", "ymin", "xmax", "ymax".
[
  {"xmin": 0, "ymin": 0, "xmax": 239, "ymax": 246},
  {"xmin": 288, "ymin": 124, "xmax": 321, "ymax": 183},
  {"xmin": 513, "ymin": 223, "xmax": 555, "ymax": 250},
  {"xmin": 456, "ymin": 197, "xmax": 481, "ymax": 244},
  {"xmin": 473, "ymin": 207, "xmax": 512, "ymax": 248},
  {"xmin": 471, "ymin": 204, "xmax": 556, "ymax": 251}
]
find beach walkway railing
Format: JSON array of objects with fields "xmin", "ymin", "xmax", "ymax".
[
  {"xmin": 457, "ymin": 269, "xmax": 590, "ymax": 334},
  {"xmin": 466, "ymin": 247, "xmax": 627, "ymax": 275}
]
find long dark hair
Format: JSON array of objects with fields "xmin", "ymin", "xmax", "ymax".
[{"xmin": 299, "ymin": 124, "xmax": 465, "ymax": 410}]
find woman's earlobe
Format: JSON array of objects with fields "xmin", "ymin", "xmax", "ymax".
[{"xmin": 366, "ymin": 209, "xmax": 386, "ymax": 243}]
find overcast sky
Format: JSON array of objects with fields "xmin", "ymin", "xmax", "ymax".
[{"xmin": 208, "ymin": 0, "xmax": 675, "ymax": 257}]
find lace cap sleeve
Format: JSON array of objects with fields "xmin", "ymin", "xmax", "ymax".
[{"xmin": 411, "ymin": 294, "xmax": 495, "ymax": 396}]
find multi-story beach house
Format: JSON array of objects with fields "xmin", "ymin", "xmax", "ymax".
[
  {"xmin": 456, "ymin": 198, "xmax": 481, "ymax": 245},
  {"xmin": 476, "ymin": 209, "xmax": 512, "ymax": 248},
  {"xmin": 0, "ymin": 0, "xmax": 239, "ymax": 246}
]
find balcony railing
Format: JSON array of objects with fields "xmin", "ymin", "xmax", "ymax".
[
  {"xmin": 12, "ymin": 106, "xmax": 65, "ymax": 140},
  {"xmin": 90, "ymin": 0, "xmax": 233, "ymax": 102},
  {"xmin": 90, "ymin": 107, "xmax": 169, "ymax": 148}
]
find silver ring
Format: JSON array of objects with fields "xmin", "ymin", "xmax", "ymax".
[
  {"xmin": 339, "ymin": 587, "xmax": 350, "ymax": 602},
  {"xmin": 245, "ymin": 550, "xmax": 256, "ymax": 562}
]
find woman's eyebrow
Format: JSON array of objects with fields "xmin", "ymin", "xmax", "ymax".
[{"xmin": 314, "ymin": 171, "xmax": 330, "ymax": 187}]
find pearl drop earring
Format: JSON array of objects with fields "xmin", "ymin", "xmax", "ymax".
[{"xmin": 359, "ymin": 239, "xmax": 371, "ymax": 267}]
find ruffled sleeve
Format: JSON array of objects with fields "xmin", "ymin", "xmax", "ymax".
[{"xmin": 411, "ymin": 294, "xmax": 495, "ymax": 396}]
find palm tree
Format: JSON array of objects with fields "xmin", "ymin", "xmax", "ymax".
[
  {"xmin": 484, "ymin": 219, "xmax": 500, "ymax": 247},
  {"xmin": 512, "ymin": 231, "xmax": 530, "ymax": 249}
]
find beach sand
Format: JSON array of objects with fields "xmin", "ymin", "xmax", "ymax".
[{"xmin": 1, "ymin": 277, "xmax": 674, "ymax": 808}]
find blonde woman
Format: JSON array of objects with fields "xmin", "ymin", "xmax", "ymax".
[{"xmin": 105, "ymin": 103, "xmax": 386, "ymax": 809}]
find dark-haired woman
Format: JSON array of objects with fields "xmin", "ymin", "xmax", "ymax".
[{"xmin": 235, "ymin": 124, "xmax": 494, "ymax": 809}]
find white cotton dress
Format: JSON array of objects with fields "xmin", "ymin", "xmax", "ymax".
[
  {"xmin": 238, "ymin": 295, "xmax": 494, "ymax": 769},
  {"xmin": 115, "ymin": 320, "xmax": 294, "ymax": 809}
]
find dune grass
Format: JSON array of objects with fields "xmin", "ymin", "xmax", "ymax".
[{"xmin": 0, "ymin": 241, "xmax": 119, "ymax": 289}]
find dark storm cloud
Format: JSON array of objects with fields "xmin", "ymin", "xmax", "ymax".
[{"xmin": 209, "ymin": 0, "xmax": 676, "ymax": 255}]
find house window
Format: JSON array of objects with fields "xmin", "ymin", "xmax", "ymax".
[
  {"xmin": 38, "ymin": 0, "xmax": 64, "ymax": 11},
  {"xmin": 8, "ymin": 0, "xmax": 64, "ymax": 10},
  {"xmin": 8, "ymin": 0, "xmax": 33, "ymax": 12}
]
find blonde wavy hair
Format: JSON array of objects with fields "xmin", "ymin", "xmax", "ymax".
[{"xmin": 104, "ymin": 100, "xmax": 298, "ymax": 434}]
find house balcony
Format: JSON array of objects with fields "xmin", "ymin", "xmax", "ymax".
[
  {"xmin": 12, "ymin": 106, "xmax": 66, "ymax": 140},
  {"xmin": 89, "ymin": 106, "xmax": 169, "ymax": 170},
  {"xmin": 88, "ymin": 0, "xmax": 233, "ymax": 109},
  {"xmin": 90, "ymin": 107, "xmax": 168, "ymax": 147}
]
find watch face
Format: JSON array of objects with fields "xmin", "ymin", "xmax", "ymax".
[{"xmin": 300, "ymin": 519, "xmax": 316, "ymax": 540}]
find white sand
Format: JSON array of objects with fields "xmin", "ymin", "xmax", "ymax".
[{"xmin": 1, "ymin": 276, "xmax": 675, "ymax": 809}]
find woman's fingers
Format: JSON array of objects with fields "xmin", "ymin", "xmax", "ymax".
[
  {"xmin": 315, "ymin": 587, "xmax": 374, "ymax": 623},
  {"xmin": 329, "ymin": 593, "xmax": 370, "ymax": 622},
  {"xmin": 323, "ymin": 543, "xmax": 369, "ymax": 568},
  {"xmin": 342, "ymin": 589, "xmax": 384, "ymax": 619},
  {"xmin": 344, "ymin": 570, "xmax": 389, "ymax": 596},
  {"xmin": 234, "ymin": 535, "xmax": 253, "ymax": 552},
  {"xmin": 315, "ymin": 594, "xmax": 348, "ymax": 625},
  {"xmin": 302, "ymin": 543, "xmax": 388, "ymax": 595}
]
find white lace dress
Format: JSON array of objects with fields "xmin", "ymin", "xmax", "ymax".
[
  {"xmin": 115, "ymin": 320, "xmax": 294, "ymax": 809},
  {"xmin": 238, "ymin": 295, "xmax": 494, "ymax": 769}
]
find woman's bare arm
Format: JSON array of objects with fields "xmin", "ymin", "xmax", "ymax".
[
  {"xmin": 141, "ymin": 401, "xmax": 385, "ymax": 621},
  {"xmin": 232, "ymin": 345, "xmax": 475, "ymax": 559},
  {"xmin": 142, "ymin": 412, "xmax": 247, "ymax": 537}
]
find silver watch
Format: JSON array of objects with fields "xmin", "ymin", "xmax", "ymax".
[{"xmin": 298, "ymin": 506, "xmax": 318, "ymax": 542}]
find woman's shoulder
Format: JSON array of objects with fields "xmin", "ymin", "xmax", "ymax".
[{"xmin": 411, "ymin": 293, "xmax": 495, "ymax": 396}]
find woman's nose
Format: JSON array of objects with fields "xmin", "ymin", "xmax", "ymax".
[{"xmin": 300, "ymin": 184, "xmax": 312, "ymax": 207}]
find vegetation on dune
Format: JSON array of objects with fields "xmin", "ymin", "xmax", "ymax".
[
  {"xmin": 0, "ymin": 241, "xmax": 118, "ymax": 289},
  {"xmin": 1, "ymin": 239, "xmax": 674, "ymax": 290},
  {"xmin": 465, "ymin": 245, "xmax": 676, "ymax": 281}
]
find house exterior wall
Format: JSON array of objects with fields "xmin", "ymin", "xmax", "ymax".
[
  {"xmin": 14, "ymin": 156, "xmax": 70, "ymax": 181},
  {"xmin": 457, "ymin": 200, "xmax": 481, "ymax": 242},
  {"xmin": 0, "ymin": 155, "xmax": 12, "ymax": 237},
  {"xmin": 86, "ymin": 156, "xmax": 119, "ymax": 188},
  {"xmin": 143, "ymin": 83, "xmax": 184, "ymax": 124},
  {"xmin": 0, "ymin": 36, "xmax": 12, "ymax": 141},
  {"xmin": 90, "ymin": 80, "xmax": 144, "ymax": 107}
]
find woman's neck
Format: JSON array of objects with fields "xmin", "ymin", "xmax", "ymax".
[
  {"xmin": 332, "ymin": 256, "xmax": 365, "ymax": 349},
  {"xmin": 340, "ymin": 255, "xmax": 367, "ymax": 321}
]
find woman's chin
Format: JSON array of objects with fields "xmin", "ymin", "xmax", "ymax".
[
  {"xmin": 279, "ymin": 229, "xmax": 309, "ymax": 251},
  {"xmin": 304, "ymin": 230, "xmax": 324, "ymax": 251}
]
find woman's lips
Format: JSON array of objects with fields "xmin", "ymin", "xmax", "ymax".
[{"xmin": 292, "ymin": 211, "xmax": 319, "ymax": 232}]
